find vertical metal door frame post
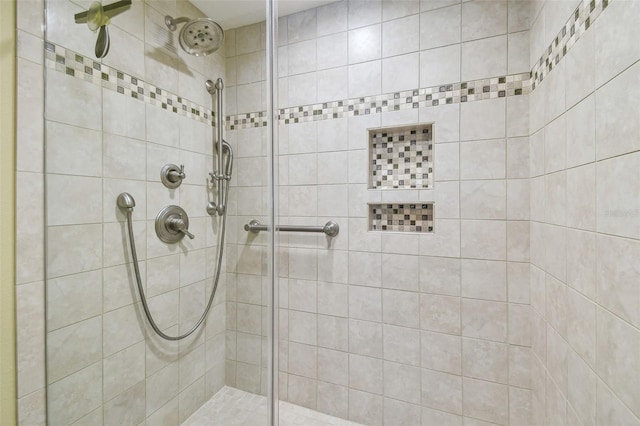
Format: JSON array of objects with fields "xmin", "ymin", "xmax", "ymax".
[{"xmin": 266, "ymin": 0, "xmax": 279, "ymax": 424}]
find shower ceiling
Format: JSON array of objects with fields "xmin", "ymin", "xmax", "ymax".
[{"xmin": 191, "ymin": 0, "xmax": 339, "ymax": 28}]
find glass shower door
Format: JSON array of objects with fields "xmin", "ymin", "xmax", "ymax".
[{"xmin": 42, "ymin": 0, "xmax": 272, "ymax": 424}]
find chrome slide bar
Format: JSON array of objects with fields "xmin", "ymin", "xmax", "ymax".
[
  {"xmin": 215, "ymin": 78, "xmax": 223, "ymax": 213},
  {"xmin": 208, "ymin": 77, "xmax": 226, "ymax": 216},
  {"xmin": 244, "ymin": 220, "xmax": 339, "ymax": 237}
]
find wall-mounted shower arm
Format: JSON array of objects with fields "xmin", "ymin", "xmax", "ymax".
[{"xmin": 164, "ymin": 15, "xmax": 190, "ymax": 31}]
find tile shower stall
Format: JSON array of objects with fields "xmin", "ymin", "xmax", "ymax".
[{"xmin": 12, "ymin": 0, "xmax": 640, "ymax": 424}]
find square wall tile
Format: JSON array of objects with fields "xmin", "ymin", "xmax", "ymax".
[
  {"xmin": 462, "ymin": 0, "xmax": 507, "ymax": 42},
  {"xmin": 420, "ymin": 44, "xmax": 461, "ymax": 88},
  {"xmin": 596, "ymin": 152, "xmax": 640, "ymax": 240},
  {"xmin": 461, "ymin": 259, "xmax": 507, "ymax": 302},
  {"xmin": 461, "ymin": 35, "xmax": 507, "ymax": 81},
  {"xmin": 382, "ymin": 15, "xmax": 419, "ymax": 57},
  {"xmin": 462, "ymin": 338, "xmax": 509, "ymax": 384},
  {"xmin": 461, "ymin": 298, "xmax": 507, "ymax": 342},
  {"xmin": 420, "ymin": 5, "xmax": 461, "ymax": 50},
  {"xmin": 462, "ymin": 377, "xmax": 508, "ymax": 424}
]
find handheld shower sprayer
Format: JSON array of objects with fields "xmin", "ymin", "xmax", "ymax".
[
  {"xmin": 205, "ymin": 79, "xmax": 217, "ymax": 95},
  {"xmin": 117, "ymin": 192, "xmax": 135, "ymax": 210},
  {"xmin": 117, "ymin": 190, "xmax": 228, "ymax": 341},
  {"xmin": 115, "ymin": 68, "xmax": 232, "ymax": 342}
]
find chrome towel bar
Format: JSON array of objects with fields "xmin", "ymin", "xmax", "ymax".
[{"xmin": 244, "ymin": 220, "xmax": 339, "ymax": 237}]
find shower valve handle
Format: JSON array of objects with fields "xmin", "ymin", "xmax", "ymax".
[
  {"xmin": 168, "ymin": 214, "xmax": 194, "ymax": 239},
  {"xmin": 168, "ymin": 164, "xmax": 185, "ymax": 183},
  {"xmin": 155, "ymin": 205, "xmax": 194, "ymax": 243},
  {"xmin": 161, "ymin": 164, "xmax": 185, "ymax": 189}
]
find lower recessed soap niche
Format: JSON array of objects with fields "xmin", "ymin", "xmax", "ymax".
[{"xmin": 369, "ymin": 203, "xmax": 434, "ymax": 233}]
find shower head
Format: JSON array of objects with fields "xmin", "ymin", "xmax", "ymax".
[{"xmin": 165, "ymin": 15, "xmax": 224, "ymax": 56}]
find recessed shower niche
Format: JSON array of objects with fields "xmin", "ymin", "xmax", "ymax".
[
  {"xmin": 368, "ymin": 124, "xmax": 435, "ymax": 233},
  {"xmin": 369, "ymin": 124, "xmax": 433, "ymax": 189},
  {"xmin": 370, "ymin": 203, "xmax": 434, "ymax": 232}
]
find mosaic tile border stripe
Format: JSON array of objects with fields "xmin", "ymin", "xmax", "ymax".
[
  {"xmin": 46, "ymin": 0, "xmax": 611, "ymax": 131},
  {"xmin": 44, "ymin": 42, "xmax": 218, "ymax": 127},
  {"xmin": 44, "ymin": 43, "xmax": 531, "ymax": 132},
  {"xmin": 230, "ymin": 0, "xmax": 614, "ymax": 129},
  {"xmin": 266, "ymin": 0, "xmax": 613, "ymax": 130},
  {"xmin": 531, "ymin": 0, "xmax": 611, "ymax": 89},
  {"xmin": 369, "ymin": 203, "xmax": 434, "ymax": 233},
  {"xmin": 226, "ymin": 111, "xmax": 269, "ymax": 130},
  {"xmin": 265, "ymin": 73, "xmax": 530, "ymax": 129}
]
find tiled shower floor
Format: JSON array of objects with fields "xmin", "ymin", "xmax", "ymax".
[{"xmin": 182, "ymin": 386, "xmax": 362, "ymax": 426}]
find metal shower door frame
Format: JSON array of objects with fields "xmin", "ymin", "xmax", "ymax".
[{"xmin": 266, "ymin": 0, "xmax": 280, "ymax": 425}]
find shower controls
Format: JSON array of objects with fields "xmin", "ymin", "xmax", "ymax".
[
  {"xmin": 155, "ymin": 205, "xmax": 194, "ymax": 243},
  {"xmin": 160, "ymin": 164, "xmax": 185, "ymax": 189}
]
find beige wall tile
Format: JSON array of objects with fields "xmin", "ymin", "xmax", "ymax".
[
  {"xmin": 462, "ymin": 377, "xmax": 508, "ymax": 424},
  {"xmin": 48, "ymin": 362, "xmax": 102, "ymax": 425},
  {"xmin": 596, "ymin": 308, "xmax": 640, "ymax": 418}
]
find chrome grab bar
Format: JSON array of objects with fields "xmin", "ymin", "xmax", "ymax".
[{"xmin": 244, "ymin": 219, "xmax": 339, "ymax": 237}]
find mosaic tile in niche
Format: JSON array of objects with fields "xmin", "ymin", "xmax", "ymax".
[
  {"xmin": 369, "ymin": 124, "xmax": 433, "ymax": 189},
  {"xmin": 369, "ymin": 203, "xmax": 434, "ymax": 233}
]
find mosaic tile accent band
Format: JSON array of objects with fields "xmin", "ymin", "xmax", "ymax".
[
  {"xmin": 270, "ymin": 73, "xmax": 530, "ymax": 129},
  {"xmin": 44, "ymin": 42, "xmax": 530, "ymax": 132},
  {"xmin": 226, "ymin": 111, "xmax": 268, "ymax": 130},
  {"xmin": 370, "ymin": 203, "xmax": 434, "ymax": 233},
  {"xmin": 44, "ymin": 42, "xmax": 218, "ymax": 127},
  {"xmin": 370, "ymin": 125, "xmax": 433, "ymax": 189},
  {"xmin": 232, "ymin": 0, "xmax": 615, "ymax": 128},
  {"xmin": 45, "ymin": 0, "xmax": 612, "ymax": 131},
  {"xmin": 531, "ymin": 0, "xmax": 611, "ymax": 89}
]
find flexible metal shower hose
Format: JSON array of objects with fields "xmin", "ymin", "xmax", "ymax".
[{"xmin": 124, "ymin": 182, "xmax": 229, "ymax": 341}]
